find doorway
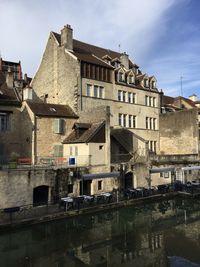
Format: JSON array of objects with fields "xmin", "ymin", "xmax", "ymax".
[
  {"xmin": 33, "ymin": 185, "xmax": 49, "ymax": 206},
  {"xmin": 124, "ymin": 172, "xmax": 133, "ymax": 189},
  {"xmin": 80, "ymin": 180, "xmax": 92, "ymax": 195}
]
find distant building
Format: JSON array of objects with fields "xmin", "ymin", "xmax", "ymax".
[{"xmin": 0, "ymin": 58, "xmax": 22, "ymax": 80}]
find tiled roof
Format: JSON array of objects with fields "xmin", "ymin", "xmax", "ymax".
[
  {"xmin": 27, "ymin": 102, "xmax": 78, "ymax": 118},
  {"xmin": 52, "ymin": 32, "xmax": 136, "ymax": 69},
  {"xmin": 63, "ymin": 121, "xmax": 105, "ymax": 144},
  {"xmin": 163, "ymin": 95, "xmax": 196, "ymax": 108},
  {"xmin": 162, "ymin": 95, "xmax": 175, "ymax": 105}
]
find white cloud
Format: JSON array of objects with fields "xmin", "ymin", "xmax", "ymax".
[{"xmin": 0, "ymin": 0, "xmax": 177, "ymax": 77}]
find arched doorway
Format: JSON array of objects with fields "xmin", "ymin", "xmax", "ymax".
[
  {"xmin": 33, "ymin": 185, "xmax": 49, "ymax": 206},
  {"xmin": 124, "ymin": 172, "xmax": 133, "ymax": 189}
]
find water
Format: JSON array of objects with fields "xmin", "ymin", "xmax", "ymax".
[{"xmin": 0, "ymin": 198, "xmax": 200, "ymax": 267}]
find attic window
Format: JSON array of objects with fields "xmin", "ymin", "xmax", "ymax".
[{"xmin": 50, "ymin": 107, "xmax": 56, "ymax": 112}]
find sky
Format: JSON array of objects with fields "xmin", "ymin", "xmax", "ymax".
[{"xmin": 0, "ymin": 0, "xmax": 200, "ymax": 97}]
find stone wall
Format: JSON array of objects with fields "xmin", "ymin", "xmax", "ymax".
[
  {"xmin": 31, "ymin": 33, "xmax": 80, "ymax": 111},
  {"xmin": 159, "ymin": 109, "xmax": 199, "ymax": 155}
]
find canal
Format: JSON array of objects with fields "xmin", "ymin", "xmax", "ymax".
[{"xmin": 0, "ymin": 198, "xmax": 200, "ymax": 267}]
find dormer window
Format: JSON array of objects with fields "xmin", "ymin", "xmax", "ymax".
[
  {"xmin": 119, "ymin": 71, "xmax": 125, "ymax": 82},
  {"xmin": 144, "ymin": 79, "xmax": 149, "ymax": 88},
  {"xmin": 128, "ymin": 75, "xmax": 135, "ymax": 84},
  {"xmin": 112, "ymin": 58, "xmax": 121, "ymax": 68},
  {"xmin": 102, "ymin": 55, "xmax": 112, "ymax": 65},
  {"xmin": 152, "ymin": 80, "xmax": 156, "ymax": 89}
]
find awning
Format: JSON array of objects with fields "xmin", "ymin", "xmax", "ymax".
[
  {"xmin": 82, "ymin": 172, "xmax": 120, "ymax": 180},
  {"xmin": 181, "ymin": 166, "xmax": 200, "ymax": 171},
  {"xmin": 150, "ymin": 167, "xmax": 175, "ymax": 174}
]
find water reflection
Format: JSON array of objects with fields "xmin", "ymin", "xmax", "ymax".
[{"xmin": 0, "ymin": 199, "xmax": 200, "ymax": 267}]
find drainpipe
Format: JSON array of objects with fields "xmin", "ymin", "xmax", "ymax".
[
  {"xmin": 80, "ymin": 60, "xmax": 83, "ymax": 111},
  {"xmin": 32, "ymin": 115, "xmax": 37, "ymax": 165}
]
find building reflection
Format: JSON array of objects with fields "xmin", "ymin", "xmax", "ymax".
[{"xmin": 0, "ymin": 199, "xmax": 200, "ymax": 266}]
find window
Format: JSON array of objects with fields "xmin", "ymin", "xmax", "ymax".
[
  {"xmin": 152, "ymin": 81, "xmax": 156, "ymax": 89},
  {"xmin": 0, "ymin": 113, "xmax": 10, "ymax": 131},
  {"xmin": 145, "ymin": 96, "xmax": 148, "ymax": 106},
  {"xmin": 53, "ymin": 145, "xmax": 63, "ymax": 157},
  {"xmin": 144, "ymin": 79, "xmax": 149, "ymax": 88},
  {"xmin": 119, "ymin": 113, "xmax": 123, "ymax": 126},
  {"xmin": 94, "ymin": 85, "xmax": 98, "ymax": 97},
  {"xmin": 153, "ymin": 118, "xmax": 156, "ymax": 130},
  {"xmin": 149, "ymin": 97, "xmax": 152, "ymax": 106},
  {"xmin": 129, "ymin": 75, "xmax": 135, "ymax": 84},
  {"xmin": 68, "ymin": 184, "xmax": 73, "ymax": 193},
  {"xmin": 123, "ymin": 114, "xmax": 127, "ymax": 127},
  {"xmin": 98, "ymin": 180, "xmax": 102, "ymax": 190},
  {"xmin": 153, "ymin": 97, "xmax": 156, "ymax": 107},
  {"xmin": 118, "ymin": 90, "xmax": 122, "ymax": 101},
  {"xmin": 86, "ymin": 84, "xmax": 92, "ymax": 96},
  {"xmin": 149, "ymin": 118, "xmax": 152, "ymax": 130},
  {"xmin": 128, "ymin": 92, "xmax": 132, "ymax": 103},
  {"xmin": 133, "ymin": 116, "xmax": 136, "ymax": 128},
  {"xmin": 150, "ymin": 141, "xmax": 153, "ymax": 152},
  {"xmin": 99, "ymin": 86, "xmax": 104, "ymax": 98},
  {"xmin": 128, "ymin": 115, "xmax": 132, "ymax": 128},
  {"xmin": 54, "ymin": 119, "xmax": 64, "ymax": 134},
  {"xmin": 146, "ymin": 117, "xmax": 149, "ymax": 129},
  {"xmin": 132, "ymin": 93, "xmax": 136, "ymax": 104},
  {"xmin": 123, "ymin": 91, "xmax": 126, "ymax": 102},
  {"xmin": 119, "ymin": 71, "xmax": 125, "ymax": 82},
  {"xmin": 75, "ymin": 146, "xmax": 78, "ymax": 156},
  {"xmin": 154, "ymin": 141, "xmax": 157, "ymax": 153}
]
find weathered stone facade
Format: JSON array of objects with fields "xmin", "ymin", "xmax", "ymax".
[{"xmin": 159, "ymin": 109, "xmax": 199, "ymax": 155}]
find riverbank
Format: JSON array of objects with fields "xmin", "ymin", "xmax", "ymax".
[{"xmin": 0, "ymin": 190, "xmax": 198, "ymax": 231}]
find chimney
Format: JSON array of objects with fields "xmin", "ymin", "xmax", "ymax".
[
  {"xmin": 6, "ymin": 67, "xmax": 14, "ymax": 89},
  {"xmin": 189, "ymin": 94, "xmax": 197, "ymax": 102},
  {"xmin": 61, "ymin": 24, "xmax": 73, "ymax": 51},
  {"xmin": 120, "ymin": 52, "xmax": 129, "ymax": 70}
]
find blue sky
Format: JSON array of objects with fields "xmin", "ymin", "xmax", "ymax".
[{"xmin": 0, "ymin": 0, "xmax": 199, "ymax": 98}]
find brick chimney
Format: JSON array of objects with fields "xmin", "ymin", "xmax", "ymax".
[
  {"xmin": 120, "ymin": 52, "xmax": 129, "ymax": 70},
  {"xmin": 61, "ymin": 24, "xmax": 73, "ymax": 51}
]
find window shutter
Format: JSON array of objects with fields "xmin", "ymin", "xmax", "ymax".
[
  {"xmin": 54, "ymin": 119, "xmax": 64, "ymax": 134},
  {"xmin": 53, "ymin": 145, "xmax": 63, "ymax": 157}
]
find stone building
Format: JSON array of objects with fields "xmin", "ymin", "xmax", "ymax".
[
  {"xmin": 0, "ymin": 71, "xmax": 22, "ymax": 163},
  {"xmin": 150, "ymin": 94, "xmax": 200, "ymax": 185},
  {"xmin": 29, "ymin": 24, "xmax": 162, "ymax": 187},
  {"xmin": 31, "ymin": 24, "xmax": 160, "ymax": 155},
  {"xmin": 21, "ymin": 101, "xmax": 79, "ymax": 164}
]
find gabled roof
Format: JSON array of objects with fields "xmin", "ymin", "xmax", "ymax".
[
  {"xmin": 63, "ymin": 121, "xmax": 105, "ymax": 144},
  {"xmin": 52, "ymin": 32, "xmax": 135, "ymax": 69},
  {"xmin": 27, "ymin": 102, "xmax": 78, "ymax": 118}
]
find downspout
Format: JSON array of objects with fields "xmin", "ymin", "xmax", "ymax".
[
  {"xmin": 33, "ymin": 115, "xmax": 37, "ymax": 165},
  {"xmin": 80, "ymin": 60, "xmax": 83, "ymax": 111}
]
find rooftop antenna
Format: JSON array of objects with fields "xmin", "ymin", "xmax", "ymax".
[
  {"xmin": 118, "ymin": 44, "xmax": 121, "ymax": 53},
  {"xmin": 180, "ymin": 76, "xmax": 183, "ymax": 96}
]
